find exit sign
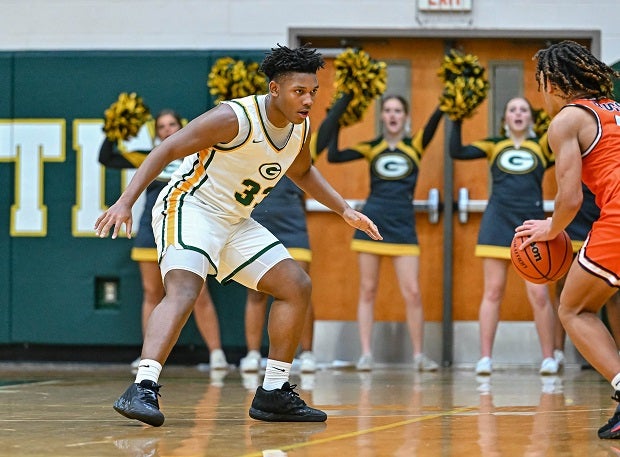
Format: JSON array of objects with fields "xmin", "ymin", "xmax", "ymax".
[{"xmin": 418, "ymin": 0, "xmax": 472, "ymax": 11}]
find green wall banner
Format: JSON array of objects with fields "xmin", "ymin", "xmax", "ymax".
[{"xmin": 0, "ymin": 50, "xmax": 265, "ymax": 349}]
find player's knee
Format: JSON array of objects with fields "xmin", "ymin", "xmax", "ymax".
[
  {"xmin": 293, "ymin": 269, "xmax": 312, "ymax": 302},
  {"xmin": 164, "ymin": 272, "xmax": 204, "ymax": 307}
]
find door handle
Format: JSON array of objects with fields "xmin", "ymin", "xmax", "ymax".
[
  {"xmin": 456, "ymin": 187, "xmax": 555, "ymax": 224},
  {"xmin": 306, "ymin": 188, "xmax": 442, "ymax": 224}
]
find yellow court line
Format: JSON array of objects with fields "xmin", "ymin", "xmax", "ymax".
[{"xmin": 237, "ymin": 406, "xmax": 475, "ymax": 457}]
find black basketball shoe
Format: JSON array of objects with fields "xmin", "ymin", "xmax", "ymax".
[
  {"xmin": 113, "ymin": 380, "xmax": 165, "ymax": 427},
  {"xmin": 249, "ymin": 382, "xmax": 327, "ymax": 422},
  {"xmin": 598, "ymin": 391, "xmax": 620, "ymax": 439}
]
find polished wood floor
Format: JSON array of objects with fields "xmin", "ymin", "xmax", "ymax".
[{"xmin": 2, "ymin": 362, "xmax": 620, "ymax": 456}]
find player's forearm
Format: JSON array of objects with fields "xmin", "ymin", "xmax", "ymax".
[
  {"xmin": 550, "ymin": 193, "xmax": 582, "ymax": 237},
  {"xmin": 292, "ymin": 166, "xmax": 349, "ymax": 216},
  {"xmin": 117, "ymin": 152, "xmax": 172, "ymax": 205}
]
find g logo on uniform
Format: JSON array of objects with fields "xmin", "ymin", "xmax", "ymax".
[
  {"xmin": 259, "ymin": 163, "xmax": 282, "ymax": 180},
  {"xmin": 371, "ymin": 152, "xmax": 414, "ymax": 180},
  {"xmin": 497, "ymin": 148, "xmax": 538, "ymax": 174}
]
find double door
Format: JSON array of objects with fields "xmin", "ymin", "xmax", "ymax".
[{"xmin": 305, "ymin": 36, "xmax": 589, "ymax": 338}]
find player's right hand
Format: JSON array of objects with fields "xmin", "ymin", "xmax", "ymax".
[
  {"xmin": 342, "ymin": 207, "xmax": 382, "ymax": 241},
  {"xmin": 94, "ymin": 202, "xmax": 133, "ymax": 239}
]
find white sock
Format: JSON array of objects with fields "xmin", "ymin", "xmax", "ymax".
[
  {"xmin": 262, "ymin": 359, "xmax": 291, "ymax": 390},
  {"xmin": 135, "ymin": 359, "xmax": 162, "ymax": 384},
  {"xmin": 611, "ymin": 372, "xmax": 620, "ymax": 392}
]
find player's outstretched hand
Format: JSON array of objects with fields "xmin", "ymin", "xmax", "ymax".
[
  {"xmin": 94, "ymin": 202, "xmax": 133, "ymax": 239},
  {"xmin": 342, "ymin": 208, "xmax": 382, "ymax": 241}
]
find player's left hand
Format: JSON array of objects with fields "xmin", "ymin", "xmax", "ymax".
[
  {"xmin": 342, "ymin": 208, "xmax": 382, "ymax": 241},
  {"xmin": 514, "ymin": 217, "xmax": 553, "ymax": 249}
]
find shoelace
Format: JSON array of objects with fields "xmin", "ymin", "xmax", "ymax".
[
  {"xmin": 138, "ymin": 382, "xmax": 162, "ymax": 407},
  {"xmin": 280, "ymin": 383, "xmax": 306, "ymax": 405}
]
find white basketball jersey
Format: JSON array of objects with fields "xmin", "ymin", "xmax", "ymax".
[{"xmin": 164, "ymin": 95, "xmax": 309, "ymax": 223}]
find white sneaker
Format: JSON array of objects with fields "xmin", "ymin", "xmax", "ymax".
[
  {"xmin": 413, "ymin": 354, "xmax": 439, "ymax": 372},
  {"xmin": 540, "ymin": 357, "xmax": 559, "ymax": 375},
  {"xmin": 299, "ymin": 351, "xmax": 317, "ymax": 373},
  {"xmin": 210, "ymin": 349, "xmax": 228, "ymax": 370},
  {"xmin": 356, "ymin": 354, "xmax": 373, "ymax": 371},
  {"xmin": 553, "ymin": 349, "xmax": 566, "ymax": 368},
  {"xmin": 130, "ymin": 356, "xmax": 140, "ymax": 374},
  {"xmin": 240, "ymin": 350, "xmax": 261, "ymax": 372},
  {"xmin": 475, "ymin": 357, "xmax": 492, "ymax": 375}
]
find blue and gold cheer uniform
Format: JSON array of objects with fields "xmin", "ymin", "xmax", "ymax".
[
  {"xmin": 451, "ymin": 129, "xmax": 554, "ymax": 259},
  {"xmin": 566, "ymin": 184, "xmax": 599, "ymax": 252},
  {"xmin": 320, "ymin": 103, "xmax": 443, "ymax": 257},
  {"xmin": 250, "ymin": 176, "xmax": 311, "ymax": 263},
  {"xmin": 336, "ymin": 133, "xmax": 426, "ymax": 256},
  {"xmin": 98, "ymin": 138, "xmax": 179, "ymax": 262}
]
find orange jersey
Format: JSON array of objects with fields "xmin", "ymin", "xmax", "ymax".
[{"xmin": 565, "ymin": 98, "xmax": 620, "ymax": 286}]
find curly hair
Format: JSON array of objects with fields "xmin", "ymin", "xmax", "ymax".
[
  {"xmin": 534, "ymin": 40, "xmax": 620, "ymax": 100},
  {"xmin": 260, "ymin": 43, "xmax": 325, "ymax": 81}
]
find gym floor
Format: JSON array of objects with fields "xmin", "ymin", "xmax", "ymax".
[{"xmin": 1, "ymin": 362, "xmax": 619, "ymax": 456}]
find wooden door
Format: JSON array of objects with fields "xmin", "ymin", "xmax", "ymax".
[
  {"xmin": 308, "ymin": 38, "xmax": 446, "ymax": 323},
  {"xmin": 305, "ymin": 36, "xmax": 590, "ymax": 324}
]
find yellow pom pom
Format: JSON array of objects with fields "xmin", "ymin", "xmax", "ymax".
[
  {"xmin": 438, "ymin": 50, "xmax": 490, "ymax": 121},
  {"xmin": 102, "ymin": 92, "xmax": 151, "ymax": 142},
  {"xmin": 330, "ymin": 48, "xmax": 388, "ymax": 126},
  {"xmin": 533, "ymin": 108, "xmax": 551, "ymax": 137},
  {"xmin": 207, "ymin": 57, "xmax": 267, "ymax": 104}
]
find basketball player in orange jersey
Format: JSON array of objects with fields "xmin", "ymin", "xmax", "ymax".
[{"xmin": 515, "ymin": 40, "xmax": 620, "ymax": 439}]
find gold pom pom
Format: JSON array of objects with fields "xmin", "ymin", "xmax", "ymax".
[
  {"xmin": 438, "ymin": 50, "xmax": 490, "ymax": 121},
  {"xmin": 102, "ymin": 92, "xmax": 151, "ymax": 142},
  {"xmin": 207, "ymin": 57, "xmax": 268, "ymax": 104},
  {"xmin": 532, "ymin": 108, "xmax": 551, "ymax": 137},
  {"xmin": 330, "ymin": 48, "xmax": 388, "ymax": 126}
]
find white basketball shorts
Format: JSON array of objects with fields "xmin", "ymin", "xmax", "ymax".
[{"xmin": 152, "ymin": 194, "xmax": 291, "ymax": 290}]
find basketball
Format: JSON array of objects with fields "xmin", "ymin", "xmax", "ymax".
[{"xmin": 510, "ymin": 230, "xmax": 573, "ymax": 284}]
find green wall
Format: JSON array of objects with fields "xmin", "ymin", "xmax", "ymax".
[
  {"xmin": 0, "ymin": 50, "xmax": 266, "ymax": 352},
  {"xmin": 0, "ymin": 54, "xmax": 12, "ymax": 342}
]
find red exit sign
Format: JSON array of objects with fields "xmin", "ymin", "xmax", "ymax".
[{"xmin": 418, "ymin": 0, "xmax": 472, "ymax": 10}]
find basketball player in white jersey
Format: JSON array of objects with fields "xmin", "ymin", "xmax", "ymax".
[{"xmin": 95, "ymin": 44, "xmax": 382, "ymax": 426}]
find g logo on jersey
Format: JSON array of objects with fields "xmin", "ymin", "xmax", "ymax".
[
  {"xmin": 371, "ymin": 152, "xmax": 414, "ymax": 180},
  {"xmin": 259, "ymin": 163, "xmax": 282, "ymax": 180},
  {"xmin": 497, "ymin": 148, "xmax": 538, "ymax": 174}
]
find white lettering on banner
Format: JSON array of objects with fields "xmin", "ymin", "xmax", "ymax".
[
  {"xmin": 72, "ymin": 120, "xmax": 107, "ymax": 236},
  {"xmin": 1, "ymin": 119, "xmax": 150, "ymax": 238},
  {"xmin": 0, "ymin": 120, "xmax": 65, "ymax": 236},
  {"xmin": 418, "ymin": 0, "xmax": 472, "ymax": 11},
  {"xmin": 72, "ymin": 119, "xmax": 147, "ymax": 237}
]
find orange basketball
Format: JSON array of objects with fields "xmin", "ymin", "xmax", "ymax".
[{"xmin": 510, "ymin": 230, "xmax": 573, "ymax": 284}]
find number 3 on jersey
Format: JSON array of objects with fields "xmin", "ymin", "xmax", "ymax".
[{"xmin": 235, "ymin": 178, "xmax": 273, "ymax": 207}]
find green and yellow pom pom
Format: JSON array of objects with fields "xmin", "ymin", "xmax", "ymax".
[
  {"xmin": 102, "ymin": 92, "xmax": 151, "ymax": 142},
  {"xmin": 207, "ymin": 57, "xmax": 268, "ymax": 104},
  {"xmin": 330, "ymin": 48, "xmax": 388, "ymax": 126},
  {"xmin": 438, "ymin": 50, "xmax": 490, "ymax": 121}
]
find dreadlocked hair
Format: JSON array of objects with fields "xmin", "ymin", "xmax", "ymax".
[
  {"xmin": 534, "ymin": 40, "xmax": 620, "ymax": 100},
  {"xmin": 260, "ymin": 43, "xmax": 325, "ymax": 81}
]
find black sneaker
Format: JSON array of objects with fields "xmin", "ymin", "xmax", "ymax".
[
  {"xmin": 249, "ymin": 382, "xmax": 327, "ymax": 422},
  {"xmin": 113, "ymin": 380, "xmax": 165, "ymax": 427},
  {"xmin": 599, "ymin": 391, "xmax": 620, "ymax": 439}
]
